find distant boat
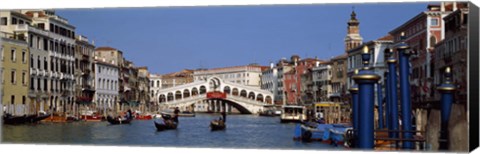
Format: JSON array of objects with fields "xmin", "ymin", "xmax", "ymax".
[
  {"xmin": 154, "ymin": 120, "xmax": 177, "ymax": 131},
  {"xmin": 259, "ymin": 110, "xmax": 276, "ymax": 117},
  {"xmin": 106, "ymin": 116, "xmax": 132, "ymax": 125},
  {"xmin": 160, "ymin": 110, "xmax": 195, "ymax": 117},
  {"xmin": 210, "ymin": 120, "xmax": 226, "ymax": 131},
  {"xmin": 280, "ymin": 105, "xmax": 307, "ymax": 123}
]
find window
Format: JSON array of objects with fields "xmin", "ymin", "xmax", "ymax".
[
  {"xmin": 30, "ymin": 77, "xmax": 34, "ymax": 90},
  {"xmin": 11, "ymin": 17, "xmax": 17, "ymax": 25},
  {"xmin": 44, "ymin": 57, "xmax": 47, "ymax": 70},
  {"xmin": 22, "ymin": 50, "xmax": 26, "ymax": 63},
  {"xmin": 11, "ymin": 95, "xmax": 14, "ymax": 104},
  {"xmin": 1, "ymin": 45, "xmax": 3, "ymax": 60},
  {"xmin": 44, "ymin": 79, "xmax": 47, "ymax": 91},
  {"xmin": 11, "ymin": 70, "xmax": 16, "ymax": 84},
  {"xmin": 37, "ymin": 78, "xmax": 40, "ymax": 91},
  {"xmin": 11, "ymin": 48, "xmax": 16, "ymax": 62},
  {"xmin": 37, "ymin": 56, "xmax": 40, "ymax": 69},
  {"xmin": 43, "ymin": 38, "xmax": 48, "ymax": 51},
  {"xmin": 22, "ymin": 72, "xmax": 26, "ymax": 85},
  {"xmin": 0, "ymin": 69, "xmax": 3, "ymax": 83},
  {"xmin": 431, "ymin": 18, "xmax": 439, "ymax": 26},
  {"xmin": 0, "ymin": 17, "xmax": 7, "ymax": 25},
  {"xmin": 30, "ymin": 55, "xmax": 33, "ymax": 68},
  {"xmin": 22, "ymin": 96, "xmax": 26, "ymax": 105}
]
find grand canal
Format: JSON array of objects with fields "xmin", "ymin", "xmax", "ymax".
[{"xmin": 2, "ymin": 114, "xmax": 342, "ymax": 150}]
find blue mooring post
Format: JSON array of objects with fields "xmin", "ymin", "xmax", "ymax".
[
  {"xmin": 384, "ymin": 71, "xmax": 392, "ymax": 137},
  {"xmin": 377, "ymin": 82, "xmax": 384, "ymax": 129},
  {"xmin": 349, "ymin": 81, "xmax": 359, "ymax": 147},
  {"xmin": 437, "ymin": 67, "xmax": 456, "ymax": 150},
  {"xmin": 386, "ymin": 48, "xmax": 399, "ymax": 140},
  {"xmin": 352, "ymin": 46, "xmax": 381, "ymax": 149},
  {"xmin": 397, "ymin": 32, "xmax": 413, "ymax": 149}
]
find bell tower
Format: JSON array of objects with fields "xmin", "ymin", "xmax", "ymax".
[{"xmin": 345, "ymin": 8, "xmax": 363, "ymax": 52}]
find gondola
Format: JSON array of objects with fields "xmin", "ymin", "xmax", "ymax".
[
  {"xmin": 31, "ymin": 114, "xmax": 51, "ymax": 123},
  {"xmin": 210, "ymin": 111, "xmax": 227, "ymax": 131},
  {"xmin": 210, "ymin": 120, "xmax": 226, "ymax": 131},
  {"xmin": 3, "ymin": 114, "xmax": 27, "ymax": 125},
  {"xmin": 154, "ymin": 120, "xmax": 177, "ymax": 131},
  {"xmin": 106, "ymin": 116, "xmax": 132, "ymax": 125}
]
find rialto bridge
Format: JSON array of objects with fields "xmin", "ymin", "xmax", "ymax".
[{"xmin": 157, "ymin": 76, "xmax": 274, "ymax": 114}]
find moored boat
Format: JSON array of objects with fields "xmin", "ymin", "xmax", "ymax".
[
  {"xmin": 106, "ymin": 116, "xmax": 132, "ymax": 125},
  {"xmin": 80, "ymin": 115, "xmax": 103, "ymax": 122},
  {"xmin": 3, "ymin": 114, "xmax": 27, "ymax": 125},
  {"xmin": 31, "ymin": 114, "xmax": 51, "ymax": 123},
  {"xmin": 135, "ymin": 114, "xmax": 153, "ymax": 120}
]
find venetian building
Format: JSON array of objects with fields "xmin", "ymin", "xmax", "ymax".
[
  {"xmin": 149, "ymin": 74, "xmax": 162, "ymax": 105},
  {"xmin": 0, "ymin": 36, "xmax": 30, "ymax": 116},
  {"xmin": 93, "ymin": 59, "xmax": 119, "ymax": 115},
  {"xmin": 74, "ymin": 35, "xmax": 95, "ymax": 110},
  {"xmin": 137, "ymin": 66, "xmax": 150, "ymax": 112}
]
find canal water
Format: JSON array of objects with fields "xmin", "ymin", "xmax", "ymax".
[{"xmin": 2, "ymin": 114, "xmax": 342, "ymax": 150}]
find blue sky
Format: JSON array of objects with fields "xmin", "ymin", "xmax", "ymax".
[{"xmin": 57, "ymin": 2, "xmax": 429, "ymax": 74}]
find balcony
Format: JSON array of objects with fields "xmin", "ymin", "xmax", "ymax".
[
  {"xmin": 14, "ymin": 24, "xmax": 49, "ymax": 37},
  {"xmin": 30, "ymin": 68, "xmax": 37, "ymax": 76},
  {"xmin": 81, "ymin": 54, "xmax": 90, "ymax": 62},
  {"xmin": 39, "ymin": 70, "xmax": 46, "ymax": 77},
  {"xmin": 61, "ymin": 90, "xmax": 70, "ymax": 97},
  {"xmin": 81, "ymin": 69, "xmax": 91, "ymax": 76}
]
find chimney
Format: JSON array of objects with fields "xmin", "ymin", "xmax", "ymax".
[
  {"xmin": 270, "ymin": 62, "xmax": 274, "ymax": 68},
  {"xmin": 316, "ymin": 61, "xmax": 320, "ymax": 67}
]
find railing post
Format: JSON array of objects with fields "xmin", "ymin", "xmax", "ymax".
[
  {"xmin": 348, "ymin": 77, "xmax": 359, "ymax": 147},
  {"xmin": 397, "ymin": 32, "xmax": 414, "ymax": 149},
  {"xmin": 437, "ymin": 67, "xmax": 456, "ymax": 150},
  {"xmin": 352, "ymin": 46, "xmax": 381, "ymax": 149}
]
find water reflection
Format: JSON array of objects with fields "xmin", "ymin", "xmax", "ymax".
[{"xmin": 3, "ymin": 114, "xmax": 343, "ymax": 150}]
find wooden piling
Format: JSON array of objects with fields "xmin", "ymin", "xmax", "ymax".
[
  {"xmin": 447, "ymin": 104, "xmax": 468, "ymax": 151},
  {"xmin": 425, "ymin": 109, "xmax": 441, "ymax": 150}
]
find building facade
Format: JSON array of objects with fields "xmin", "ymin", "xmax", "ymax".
[
  {"xmin": 137, "ymin": 66, "xmax": 150, "ymax": 112},
  {"xmin": 330, "ymin": 54, "xmax": 348, "ymax": 102},
  {"xmin": 94, "ymin": 60, "xmax": 119, "ymax": 115},
  {"xmin": 149, "ymin": 74, "xmax": 162, "ymax": 105},
  {"xmin": 160, "ymin": 69, "xmax": 194, "ymax": 89},
  {"xmin": 433, "ymin": 5, "xmax": 468, "ymax": 103},
  {"xmin": 1, "ymin": 10, "xmax": 76, "ymax": 115},
  {"xmin": 74, "ymin": 35, "xmax": 95, "ymax": 109},
  {"xmin": 1, "ymin": 37, "xmax": 30, "ymax": 116},
  {"xmin": 312, "ymin": 61, "xmax": 333, "ymax": 102},
  {"xmin": 260, "ymin": 63, "xmax": 278, "ymax": 104},
  {"xmin": 389, "ymin": 2, "xmax": 458, "ymax": 103},
  {"xmin": 193, "ymin": 65, "xmax": 267, "ymax": 87}
]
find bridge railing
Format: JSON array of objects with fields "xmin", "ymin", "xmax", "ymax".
[
  {"xmin": 225, "ymin": 94, "xmax": 266, "ymax": 106},
  {"xmin": 164, "ymin": 94, "xmax": 207, "ymax": 106}
]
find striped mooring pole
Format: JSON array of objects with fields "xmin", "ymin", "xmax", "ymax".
[
  {"xmin": 437, "ymin": 67, "xmax": 456, "ymax": 150},
  {"xmin": 352, "ymin": 46, "xmax": 381, "ymax": 149}
]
